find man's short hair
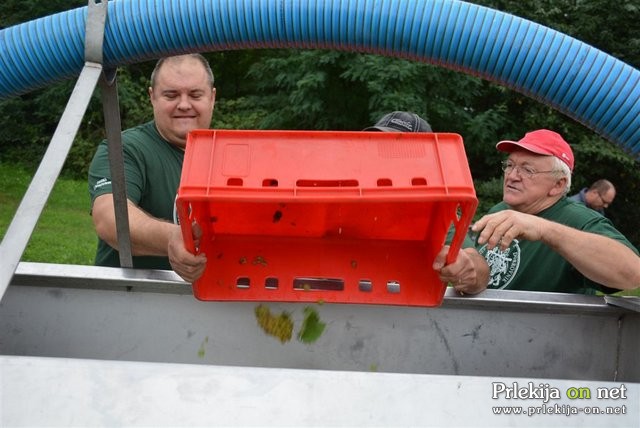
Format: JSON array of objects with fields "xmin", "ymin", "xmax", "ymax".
[
  {"xmin": 590, "ymin": 179, "xmax": 614, "ymax": 193},
  {"xmin": 150, "ymin": 53, "xmax": 215, "ymax": 89}
]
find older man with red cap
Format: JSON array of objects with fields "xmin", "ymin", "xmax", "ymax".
[{"xmin": 471, "ymin": 129, "xmax": 640, "ymax": 294}]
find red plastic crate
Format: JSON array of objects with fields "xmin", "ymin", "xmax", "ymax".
[{"xmin": 177, "ymin": 130, "xmax": 477, "ymax": 307}]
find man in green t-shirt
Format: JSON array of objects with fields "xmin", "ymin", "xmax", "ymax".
[
  {"xmin": 471, "ymin": 129, "xmax": 640, "ymax": 294},
  {"xmin": 88, "ymin": 54, "xmax": 213, "ymax": 282}
]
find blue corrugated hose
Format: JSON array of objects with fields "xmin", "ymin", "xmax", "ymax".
[{"xmin": 0, "ymin": 0, "xmax": 638, "ymax": 156}]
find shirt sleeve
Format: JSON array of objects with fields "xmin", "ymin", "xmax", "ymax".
[{"xmin": 88, "ymin": 139, "xmax": 145, "ymax": 206}]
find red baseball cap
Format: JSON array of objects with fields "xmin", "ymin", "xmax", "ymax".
[{"xmin": 496, "ymin": 129, "xmax": 574, "ymax": 171}]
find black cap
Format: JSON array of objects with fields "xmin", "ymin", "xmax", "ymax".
[{"xmin": 363, "ymin": 111, "xmax": 432, "ymax": 132}]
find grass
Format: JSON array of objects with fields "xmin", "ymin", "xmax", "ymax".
[{"xmin": 0, "ymin": 162, "xmax": 96, "ymax": 265}]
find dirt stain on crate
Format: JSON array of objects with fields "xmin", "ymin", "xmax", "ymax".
[{"xmin": 252, "ymin": 255, "xmax": 268, "ymax": 266}]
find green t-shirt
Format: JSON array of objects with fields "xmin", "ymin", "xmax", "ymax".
[
  {"xmin": 88, "ymin": 121, "xmax": 184, "ymax": 269},
  {"xmin": 477, "ymin": 197, "xmax": 638, "ymax": 294}
]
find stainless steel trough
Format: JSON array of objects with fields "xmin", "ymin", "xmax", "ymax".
[
  {"xmin": 3, "ymin": 262, "xmax": 639, "ymax": 382},
  {"xmin": 1, "ymin": 262, "xmax": 638, "ymax": 426}
]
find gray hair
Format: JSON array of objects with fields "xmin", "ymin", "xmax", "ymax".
[
  {"xmin": 551, "ymin": 157, "xmax": 572, "ymax": 194},
  {"xmin": 150, "ymin": 53, "xmax": 215, "ymax": 89}
]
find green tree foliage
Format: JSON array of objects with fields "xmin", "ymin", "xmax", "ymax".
[
  {"xmin": 245, "ymin": 49, "xmax": 512, "ymax": 182},
  {"xmin": 478, "ymin": 0, "xmax": 640, "ymax": 68},
  {"xmin": 0, "ymin": 0, "xmax": 87, "ymax": 169},
  {"xmin": 0, "ymin": 0, "xmax": 85, "ymax": 27}
]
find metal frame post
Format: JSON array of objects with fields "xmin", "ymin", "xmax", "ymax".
[{"xmin": 0, "ymin": 0, "xmax": 133, "ymax": 299}]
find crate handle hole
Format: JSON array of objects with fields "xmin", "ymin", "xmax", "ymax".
[
  {"xmin": 265, "ymin": 277, "xmax": 279, "ymax": 289},
  {"xmin": 262, "ymin": 179, "xmax": 279, "ymax": 187},
  {"xmin": 411, "ymin": 177, "xmax": 427, "ymax": 186},
  {"xmin": 296, "ymin": 179, "xmax": 358, "ymax": 187},
  {"xmin": 294, "ymin": 277, "xmax": 344, "ymax": 291},
  {"xmin": 236, "ymin": 277, "xmax": 250, "ymax": 289},
  {"xmin": 227, "ymin": 178, "xmax": 244, "ymax": 186},
  {"xmin": 377, "ymin": 178, "xmax": 393, "ymax": 187},
  {"xmin": 359, "ymin": 279, "xmax": 373, "ymax": 292},
  {"xmin": 387, "ymin": 280, "xmax": 401, "ymax": 293}
]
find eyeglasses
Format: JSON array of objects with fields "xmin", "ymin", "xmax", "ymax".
[
  {"xmin": 501, "ymin": 160, "xmax": 557, "ymax": 180},
  {"xmin": 596, "ymin": 192, "xmax": 614, "ymax": 206}
]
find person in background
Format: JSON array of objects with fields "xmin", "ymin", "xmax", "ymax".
[
  {"xmin": 568, "ymin": 178, "xmax": 616, "ymax": 216},
  {"xmin": 364, "ymin": 110, "xmax": 433, "ymax": 132},
  {"xmin": 88, "ymin": 54, "xmax": 211, "ymax": 283},
  {"xmin": 365, "ymin": 111, "xmax": 489, "ymax": 296},
  {"xmin": 471, "ymin": 129, "xmax": 640, "ymax": 294}
]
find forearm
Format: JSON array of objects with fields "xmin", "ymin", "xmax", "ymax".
[
  {"xmin": 126, "ymin": 204, "xmax": 177, "ymax": 257},
  {"xmin": 542, "ymin": 221, "xmax": 640, "ymax": 290},
  {"xmin": 92, "ymin": 195, "xmax": 177, "ymax": 257},
  {"xmin": 433, "ymin": 246, "xmax": 488, "ymax": 295},
  {"xmin": 464, "ymin": 248, "xmax": 489, "ymax": 293}
]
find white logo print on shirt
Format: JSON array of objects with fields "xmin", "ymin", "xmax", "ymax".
[
  {"xmin": 93, "ymin": 177, "xmax": 111, "ymax": 191},
  {"xmin": 478, "ymin": 239, "xmax": 521, "ymax": 289}
]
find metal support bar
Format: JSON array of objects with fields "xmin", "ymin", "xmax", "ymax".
[
  {"xmin": 100, "ymin": 69, "xmax": 133, "ymax": 268},
  {"xmin": 0, "ymin": 66, "xmax": 102, "ymax": 300},
  {"xmin": 84, "ymin": 0, "xmax": 107, "ymax": 64},
  {"xmin": 606, "ymin": 295, "xmax": 640, "ymax": 312},
  {"xmin": 0, "ymin": 0, "xmax": 109, "ymax": 300},
  {"xmin": 89, "ymin": 0, "xmax": 132, "ymax": 267}
]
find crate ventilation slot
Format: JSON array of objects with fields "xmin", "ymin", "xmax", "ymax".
[
  {"xmin": 221, "ymin": 177, "xmax": 432, "ymax": 187},
  {"xmin": 234, "ymin": 276, "xmax": 402, "ymax": 294}
]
